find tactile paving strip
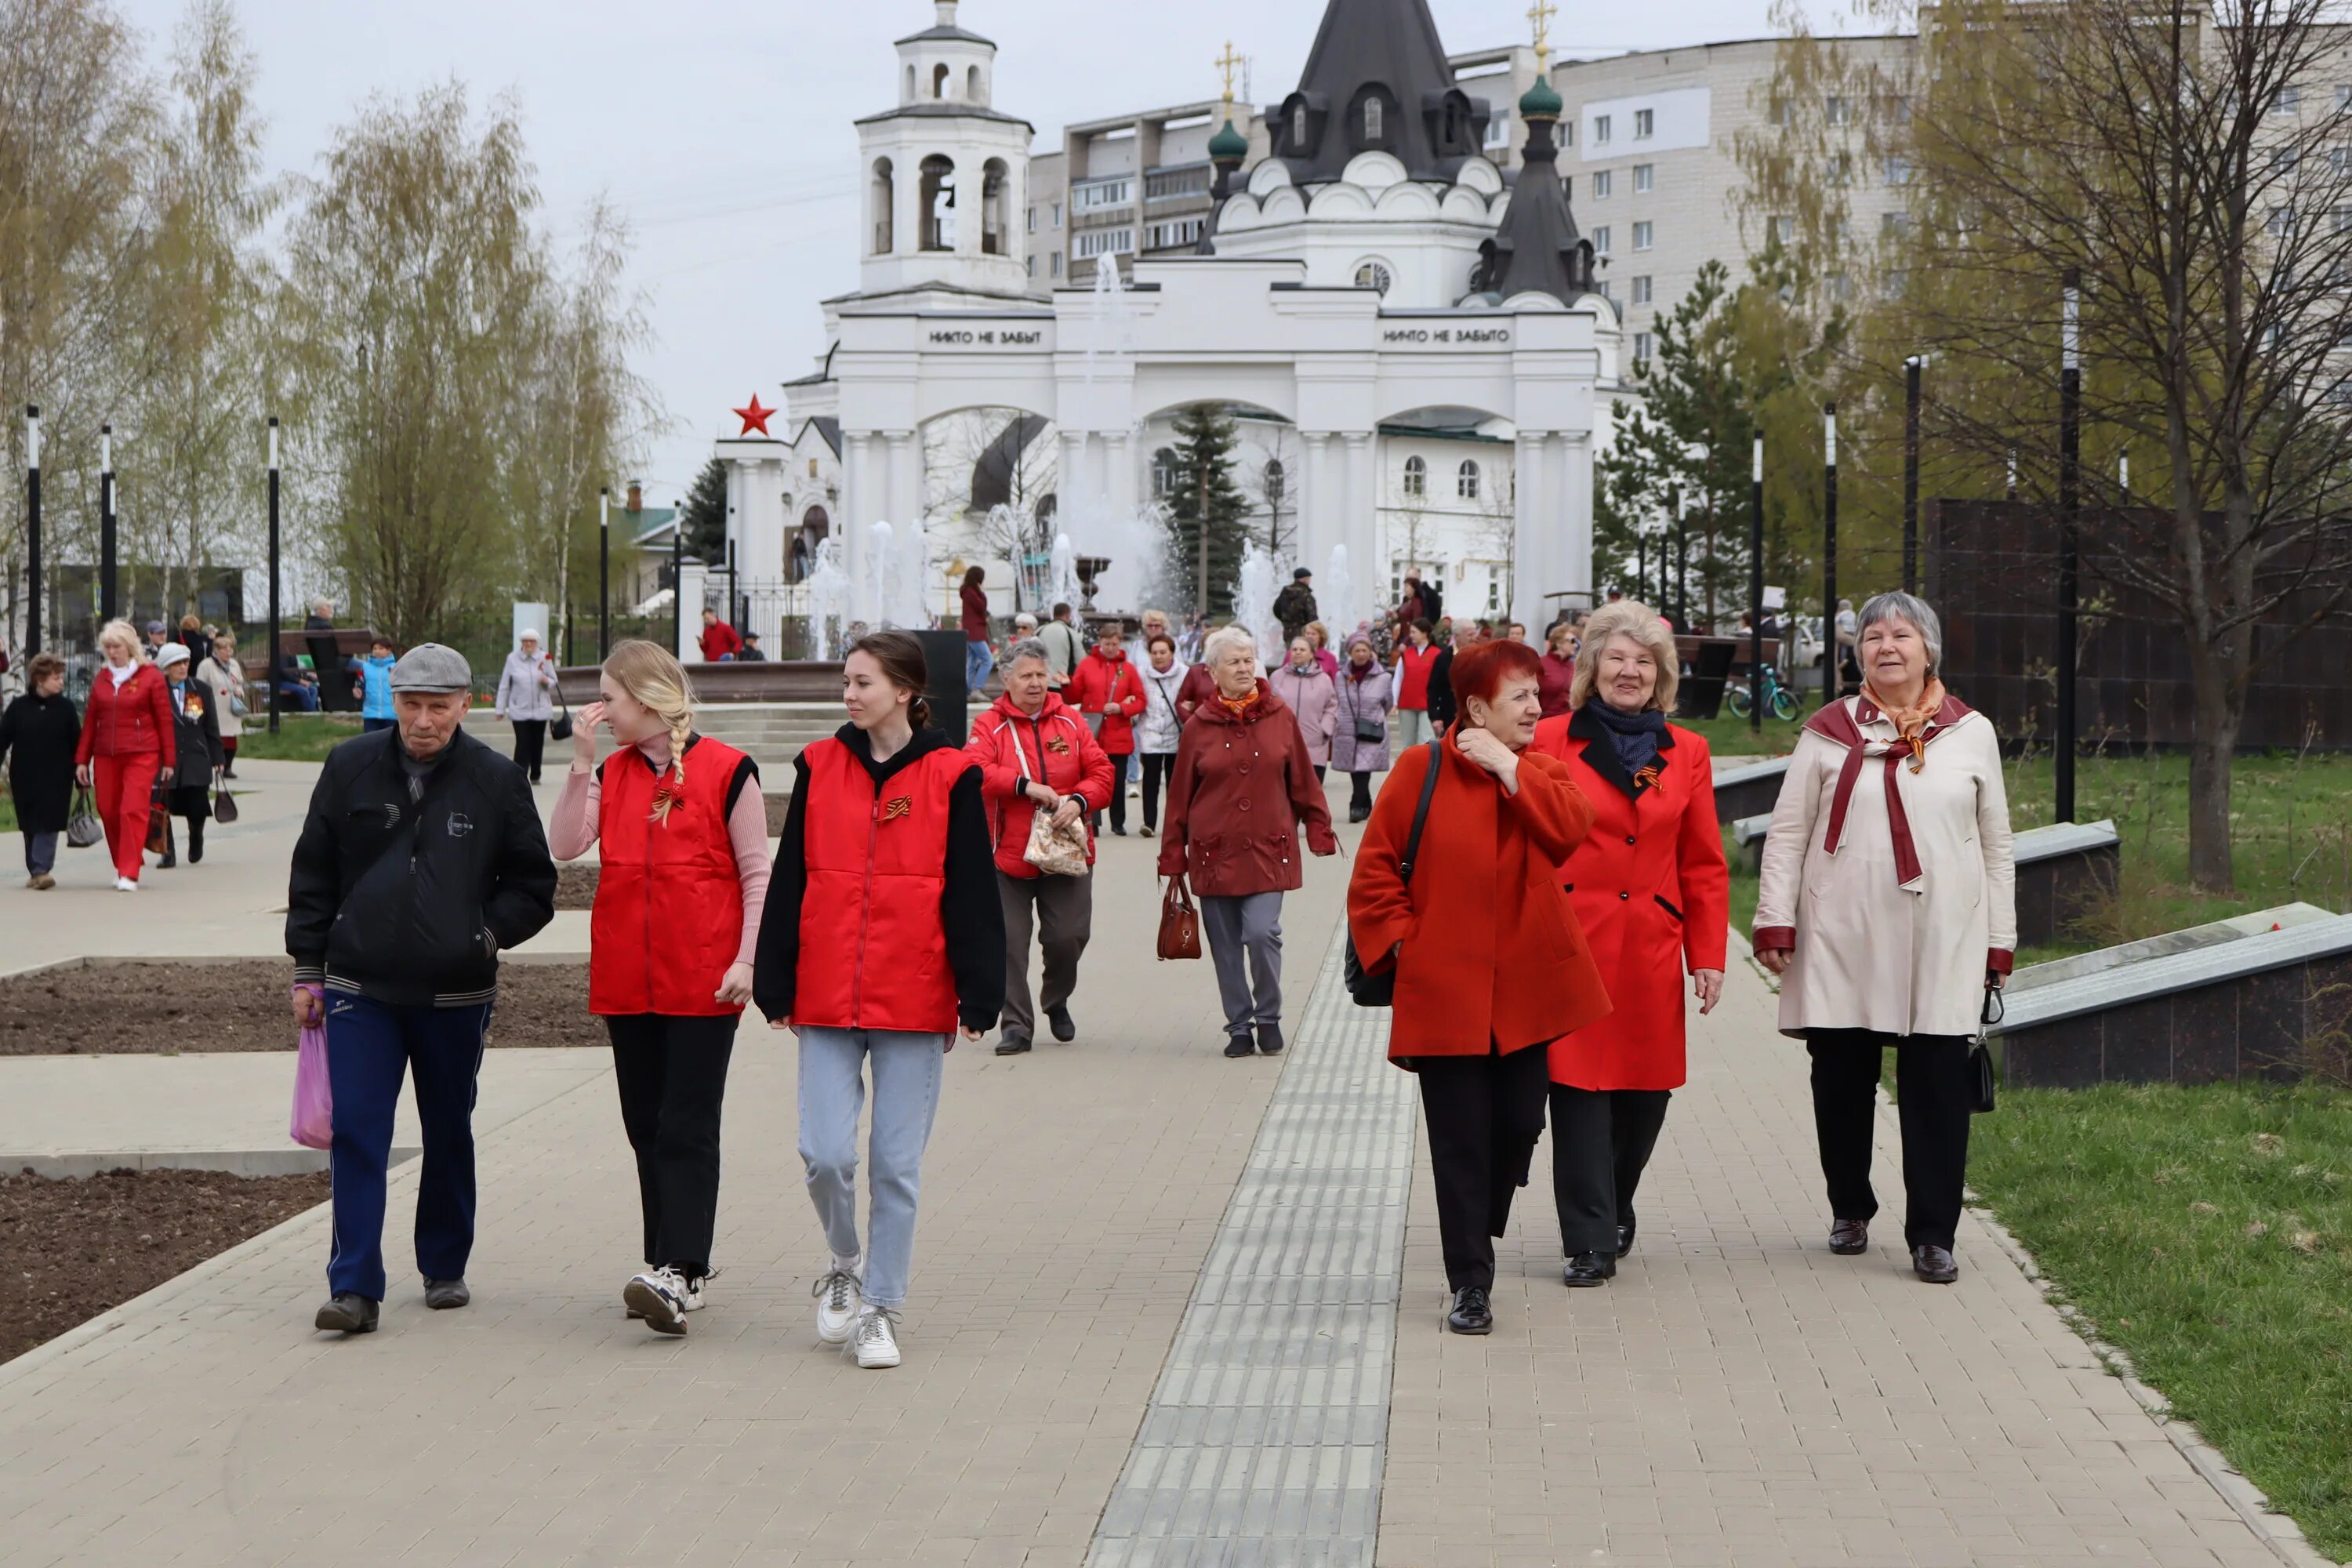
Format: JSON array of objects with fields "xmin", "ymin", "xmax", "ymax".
[{"xmin": 1087, "ymin": 931, "xmax": 1417, "ymax": 1568}]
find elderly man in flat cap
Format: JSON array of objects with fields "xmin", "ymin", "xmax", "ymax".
[{"xmin": 286, "ymin": 644, "xmax": 557, "ymax": 1335}]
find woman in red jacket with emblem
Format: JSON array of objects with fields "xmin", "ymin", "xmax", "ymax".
[
  {"xmin": 554, "ymin": 639, "xmax": 769, "ymax": 1336},
  {"xmin": 1529, "ymin": 601, "xmax": 1729, "ymax": 1289},
  {"xmin": 755, "ymin": 632, "xmax": 1004, "ymax": 1370},
  {"xmin": 1065, "ymin": 620, "xmax": 1145, "ymax": 837},
  {"xmin": 74, "ymin": 618, "xmax": 176, "ymax": 891}
]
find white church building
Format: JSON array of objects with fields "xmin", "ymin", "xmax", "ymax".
[{"xmin": 711, "ymin": 0, "xmax": 1630, "ymax": 646}]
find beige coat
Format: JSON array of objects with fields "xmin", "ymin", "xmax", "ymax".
[{"xmin": 1753, "ymin": 694, "xmax": 2016, "ymax": 1040}]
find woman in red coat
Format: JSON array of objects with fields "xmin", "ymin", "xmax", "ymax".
[
  {"xmin": 74, "ymin": 619, "xmax": 176, "ymax": 890},
  {"xmin": 1158, "ymin": 626, "xmax": 1338, "ymax": 1058},
  {"xmin": 1529, "ymin": 601, "xmax": 1729, "ymax": 1287},
  {"xmin": 1065, "ymin": 621, "xmax": 1145, "ymax": 837},
  {"xmin": 1349, "ymin": 639, "xmax": 1611, "ymax": 1335}
]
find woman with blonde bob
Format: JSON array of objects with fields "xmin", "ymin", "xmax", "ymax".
[
  {"xmin": 1529, "ymin": 601, "xmax": 1728, "ymax": 1287},
  {"xmin": 553, "ymin": 640, "xmax": 769, "ymax": 1335},
  {"xmin": 74, "ymin": 618, "xmax": 175, "ymax": 891}
]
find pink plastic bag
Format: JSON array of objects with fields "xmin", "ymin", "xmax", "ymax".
[{"xmin": 290, "ymin": 1018, "xmax": 333, "ymax": 1151}]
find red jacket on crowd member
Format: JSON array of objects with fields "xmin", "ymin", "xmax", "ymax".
[
  {"xmin": 1174, "ymin": 662, "xmax": 1218, "ymax": 723},
  {"xmin": 1530, "ymin": 708, "xmax": 1730, "ymax": 1091},
  {"xmin": 1065, "ymin": 647, "xmax": 1145, "ymax": 756},
  {"xmin": 76, "ymin": 662, "xmax": 176, "ymax": 768},
  {"xmin": 1393, "ymin": 643, "xmax": 1440, "ymax": 712},
  {"xmin": 965, "ymin": 690, "xmax": 1116, "ymax": 877},
  {"xmin": 1348, "ymin": 729, "xmax": 1610, "ymax": 1064},
  {"xmin": 698, "ymin": 619, "xmax": 742, "ymax": 662},
  {"xmin": 1156, "ymin": 681, "xmax": 1338, "ymax": 898},
  {"xmin": 1537, "ymin": 649, "xmax": 1577, "ymax": 719},
  {"xmin": 590, "ymin": 736, "xmax": 757, "ymax": 1018},
  {"xmin": 960, "ymin": 582, "xmax": 991, "ymax": 641}
]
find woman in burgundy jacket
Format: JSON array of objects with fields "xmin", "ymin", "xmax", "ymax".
[
  {"xmin": 1157, "ymin": 626, "xmax": 1339, "ymax": 1058},
  {"xmin": 74, "ymin": 619, "xmax": 176, "ymax": 890}
]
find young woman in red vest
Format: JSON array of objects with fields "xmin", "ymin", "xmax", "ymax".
[
  {"xmin": 553, "ymin": 639, "xmax": 768, "ymax": 1336},
  {"xmin": 754, "ymin": 632, "xmax": 1004, "ymax": 1370}
]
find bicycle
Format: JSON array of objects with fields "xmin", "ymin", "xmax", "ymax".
[{"xmin": 1726, "ymin": 661, "xmax": 1802, "ymax": 722}]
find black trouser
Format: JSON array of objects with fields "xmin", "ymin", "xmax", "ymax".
[
  {"xmin": 1105, "ymin": 752, "xmax": 1130, "ymax": 833},
  {"xmin": 606, "ymin": 1013, "xmax": 738, "ymax": 1278},
  {"xmin": 512, "ymin": 719, "xmax": 547, "ymax": 782},
  {"xmin": 1547, "ymin": 1085, "xmax": 1671, "ymax": 1256},
  {"xmin": 1349, "ymin": 771, "xmax": 1374, "ymax": 811},
  {"xmin": 1415, "ymin": 1043, "xmax": 1551, "ymax": 1292},
  {"xmin": 1139, "ymin": 752, "xmax": 1174, "ymax": 830},
  {"xmin": 1807, "ymin": 1029, "xmax": 1973, "ymax": 1250},
  {"xmin": 1312, "ymin": 764, "xmax": 1327, "ymax": 782}
]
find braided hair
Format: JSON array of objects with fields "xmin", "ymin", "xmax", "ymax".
[{"xmin": 601, "ymin": 639, "xmax": 699, "ymax": 822}]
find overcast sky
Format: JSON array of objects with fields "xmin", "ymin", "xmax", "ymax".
[{"xmin": 114, "ymin": 0, "xmax": 1849, "ymax": 501}]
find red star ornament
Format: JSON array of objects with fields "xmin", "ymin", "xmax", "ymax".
[{"xmin": 733, "ymin": 394, "xmax": 776, "ymax": 437}]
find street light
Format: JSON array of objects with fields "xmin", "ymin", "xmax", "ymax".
[
  {"xmin": 23, "ymin": 406, "xmax": 39, "ymax": 657},
  {"xmin": 267, "ymin": 417, "xmax": 281, "ymax": 735},
  {"xmin": 598, "ymin": 486, "xmax": 610, "ymax": 659},
  {"xmin": 100, "ymin": 425, "xmax": 117, "ymax": 622},
  {"xmin": 1820, "ymin": 402, "xmax": 1838, "ymax": 707},
  {"xmin": 1903, "ymin": 357, "xmax": 1922, "ymax": 593},
  {"xmin": 2057, "ymin": 268, "xmax": 2082, "ymax": 824},
  {"xmin": 1749, "ymin": 434, "xmax": 1765, "ymax": 735}
]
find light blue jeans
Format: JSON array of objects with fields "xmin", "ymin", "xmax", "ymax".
[
  {"xmin": 797, "ymin": 1027, "xmax": 946, "ymax": 1309},
  {"xmin": 965, "ymin": 638, "xmax": 995, "ymax": 696}
]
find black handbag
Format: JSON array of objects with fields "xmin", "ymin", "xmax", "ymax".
[
  {"xmin": 1969, "ymin": 985, "xmax": 2002, "ymax": 1114},
  {"xmin": 1347, "ymin": 681, "xmax": 1387, "ymax": 746},
  {"xmin": 1343, "ymin": 740, "xmax": 1442, "ymax": 1007},
  {"xmin": 548, "ymin": 671, "xmax": 573, "ymax": 742}
]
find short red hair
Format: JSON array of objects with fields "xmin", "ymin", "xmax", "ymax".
[{"xmin": 1447, "ymin": 638, "xmax": 1542, "ymax": 712}]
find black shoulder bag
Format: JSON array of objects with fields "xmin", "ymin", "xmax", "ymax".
[
  {"xmin": 1969, "ymin": 984, "xmax": 2002, "ymax": 1114},
  {"xmin": 1343, "ymin": 740, "xmax": 1443, "ymax": 1007}
]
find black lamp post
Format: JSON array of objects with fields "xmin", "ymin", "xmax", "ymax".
[
  {"xmin": 267, "ymin": 417, "xmax": 281, "ymax": 735},
  {"xmin": 598, "ymin": 485, "xmax": 611, "ymax": 659},
  {"xmin": 100, "ymin": 424, "xmax": 117, "ymax": 623},
  {"xmin": 23, "ymin": 406, "xmax": 39, "ymax": 657},
  {"xmin": 1820, "ymin": 402, "xmax": 1838, "ymax": 706},
  {"xmin": 1903, "ymin": 358, "xmax": 1922, "ymax": 593},
  {"xmin": 1749, "ymin": 434, "xmax": 1765, "ymax": 735},
  {"xmin": 2057, "ymin": 269, "xmax": 2081, "ymax": 825}
]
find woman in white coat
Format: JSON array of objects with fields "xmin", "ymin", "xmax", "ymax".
[{"xmin": 1752, "ymin": 591, "xmax": 2015, "ymax": 1285}]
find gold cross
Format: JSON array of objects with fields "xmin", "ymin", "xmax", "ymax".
[
  {"xmin": 1216, "ymin": 41, "xmax": 1243, "ymax": 103},
  {"xmin": 1527, "ymin": 0, "xmax": 1557, "ymax": 57}
]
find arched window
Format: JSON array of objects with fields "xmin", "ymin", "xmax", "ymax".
[
  {"xmin": 870, "ymin": 158, "xmax": 895, "ymax": 255},
  {"xmin": 919, "ymin": 154, "xmax": 956, "ymax": 250},
  {"xmin": 1264, "ymin": 459, "xmax": 1286, "ymax": 508},
  {"xmin": 802, "ymin": 505, "xmax": 829, "ymax": 542},
  {"xmin": 932, "ymin": 63, "xmax": 949, "ymax": 100},
  {"xmin": 1403, "ymin": 456, "xmax": 1427, "ymax": 497},
  {"xmin": 1152, "ymin": 447, "xmax": 1182, "ymax": 497},
  {"xmin": 967, "ymin": 64, "xmax": 983, "ymax": 104},
  {"xmin": 1364, "ymin": 97, "xmax": 1384, "ymax": 140},
  {"xmin": 1292, "ymin": 103, "xmax": 1308, "ymax": 147},
  {"xmin": 1354, "ymin": 260, "xmax": 1392, "ymax": 294},
  {"xmin": 1457, "ymin": 459, "xmax": 1482, "ymax": 500},
  {"xmin": 981, "ymin": 159, "xmax": 1009, "ymax": 256}
]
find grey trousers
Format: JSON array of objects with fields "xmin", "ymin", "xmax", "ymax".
[
  {"xmin": 997, "ymin": 869, "xmax": 1093, "ymax": 1040},
  {"xmin": 1201, "ymin": 891, "xmax": 1284, "ymax": 1037}
]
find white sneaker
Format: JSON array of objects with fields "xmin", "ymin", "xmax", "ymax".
[
  {"xmin": 851, "ymin": 1306, "xmax": 902, "ymax": 1369},
  {"xmin": 114, "ymin": 877, "xmax": 138, "ymax": 892},
  {"xmin": 622, "ymin": 1267, "xmax": 690, "ymax": 1335},
  {"xmin": 813, "ymin": 1262, "xmax": 863, "ymax": 1345},
  {"xmin": 625, "ymin": 1270, "xmax": 708, "ymax": 1319}
]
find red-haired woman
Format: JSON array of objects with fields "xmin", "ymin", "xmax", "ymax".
[
  {"xmin": 1348, "ymin": 637, "xmax": 1611, "ymax": 1335},
  {"xmin": 756, "ymin": 632, "xmax": 1005, "ymax": 1370},
  {"xmin": 1530, "ymin": 601, "xmax": 1729, "ymax": 1288}
]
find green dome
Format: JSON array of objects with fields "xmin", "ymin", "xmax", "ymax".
[
  {"xmin": 1209, "ymin": 116, "xmax": 1250, "ymax": 161},
  {"xmin": 1519, "ymin": 75, "xmax": 1563, "ymax": 119}
]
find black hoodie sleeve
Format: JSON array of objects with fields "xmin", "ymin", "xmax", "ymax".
[
  {"xmin": 942, "ymin": 764, "xmax": 1006, "ymax": 1033},
  {"xmin": 753, "ymin": 751, "xmax": 813, "ymax": 1024},
  {"xmin": 484, "ymin": 758, "xmax": 558, "ymax": 951},
  {"xmin": 285, "ymin": 753, "xmax": 347, "ymax": 983}
]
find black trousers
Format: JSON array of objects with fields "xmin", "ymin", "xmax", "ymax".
[
  {"xmin": 1548, "ymin": 1085, "xmax": 1671, "ymax": 1256},
  {"xmin": 607, "ymin": 1013, "xmax": 738, "ymax": 1277},
  {"xmin": 512, "ymin": 719, "xmax": 547, "ymax": 782},
  {"xmin": 1349, "ymin": 771, "xmax": 1374, "ymax": 810},
  {"xmin": 1807, "ymin": 1029, "xmax": 1973, "ymax": 1250},
  {"xmin": 1139, "ymin": 752, "xmax": 1174, "ymax": 830},
  {"xmin": 1105, "ymin": 752, "xmax": 1130, "ymax": 833},
  {"xmin": 1415, "ymin": 1044, "xmax": 1551, "ymax": 1292}
]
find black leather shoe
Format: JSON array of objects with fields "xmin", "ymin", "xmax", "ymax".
[
  {"xmin": 315, "ymin": 1293, "xmax": 379, "ymax": 1334},
  {"xmin": 1563, "ymin": 1250, "xmax": 1617, "ymax": 1287},
  {"xmin": 1223, "ymin": 1033, "xmax": 1256, "ymax": 1058},
  {"xmin": 1257, "ymin": 1022, "xmax": 1284, "ymax": 1055},
  {"xmin": 1828, "ymin": 1218, "xmax": 1871, "ymax": 1255},
  {"xmin": 1616, "ymin": 1221, "xmax": 1637, "ymax": 1258},
  {"xmin": 993, "ymin": 1033, "xmax": 1033, "ymax": 1056},
  {"xmin": 1348, "ymin": 802, "xmax": 1370, "ymax": 824},
  {"xmin": 158, "ymin": 852, "xmax": 176, "ymax": 869},
  {"xmin": 423, "ymin": 1277, "xmax": 470, "ymax": 1310},
  {"xmin": 1446, "ymin": 1287, "xmax": 1494, "ymax": 1334},
  {"xmin": 1046, "ymin": 1004, "xmax": 1076, "ymax": 1043},
  {"xmin": 1912, "ymin": 1244, "xmax": 1959, "ymax": 1283}
]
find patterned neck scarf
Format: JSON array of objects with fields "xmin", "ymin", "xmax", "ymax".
[
  {"xmin": 1863, "ymin": 677, "xmax": 1946, "ymax": 772},
  {"xmin": 1218, "ymin": 686, "xmax": 1262, "ymax": 717}
]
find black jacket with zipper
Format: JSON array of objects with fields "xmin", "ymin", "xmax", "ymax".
[
  {"xmin": 753, "ymin": 723, "xmax": 1005, "ymax": 1033},
  {"xmin": 286, "ymin": 725, "xmax": 557, "ymax": 1007}
]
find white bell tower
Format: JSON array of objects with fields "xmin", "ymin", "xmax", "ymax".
[{"xmin": 857, "ymin": 2, "xmax": 1035, "ymax": 301}]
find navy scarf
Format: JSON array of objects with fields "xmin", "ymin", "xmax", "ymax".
[{"xmin": 1586, "ymin": 699, "xmax": 1667, "ymax": 778}]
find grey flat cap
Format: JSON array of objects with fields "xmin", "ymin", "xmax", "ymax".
[{"xmin": 389, "ymin": 643, "xmax": 472, "ymax": 693}]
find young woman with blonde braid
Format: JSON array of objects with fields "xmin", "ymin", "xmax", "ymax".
[{"xmin": 551, "ymin": 640, "xmax": 769, "ymax": 1335}]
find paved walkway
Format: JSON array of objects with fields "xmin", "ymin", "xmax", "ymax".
[{"xmin": 0, "ymin": 757, "xmax": 2315, "ymax": 1566}]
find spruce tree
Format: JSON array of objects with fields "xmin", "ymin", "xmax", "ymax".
[
  {"xmin": 1163, "ymin": 402, "xmax": 1250, "ymax": 617},
  {"xmin": 680, "ymin": 456, "xmax": 730, "ymax": 563}
]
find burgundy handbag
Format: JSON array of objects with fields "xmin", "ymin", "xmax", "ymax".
[{"xmin": 1157, "ymin": 876, "xmax": 1202, "ymax": 962}]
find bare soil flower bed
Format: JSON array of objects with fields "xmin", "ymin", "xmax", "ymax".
[
  {"xmin": 556, "ymin": 862, "xmax": 599, "ymax": 909},
  {"xmin": 0, "ymin": 961, "xmax": 605, "ymax": 1055},
  {"xmin": 1, "ymin": 1167, "xmax": 330, "ymax": 1363}
]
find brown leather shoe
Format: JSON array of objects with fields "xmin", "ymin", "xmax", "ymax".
[
  {"xmin": 1911, "ymin": 1244, "xmax": 1959, "ymax": 1283},
  {"xmin": 1828, "ymin": 1218, "xmax": 1870, "ymax": 1255}
]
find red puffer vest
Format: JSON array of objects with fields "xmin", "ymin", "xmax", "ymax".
[
  {"xmin": 793, "ymin": 735, "xmax": 971, "ymax": 1034},
  {"xmin": 589, "ymin": 736, "xmax": 752, "ymax": 1018}
]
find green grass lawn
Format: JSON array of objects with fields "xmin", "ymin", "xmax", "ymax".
[
  {"xmin": 1969, "ymin": 1082, "xmax": 2352, "ymax": 1560},
  {"xmin": 230, "ymin": 715, "xmax": 368, "ymax": 762}
]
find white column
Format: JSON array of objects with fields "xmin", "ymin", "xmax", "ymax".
[
  {"xmin": 1105, "ymin": 431, "xmax": 1136, "ymax": 526},
  {"xmin": 678, "ymin": 561, "xmax": 710, "ymax": 662},
  {"xmin": 844, "ymin": 431, "xmax": 875, "ymax": 612},
  {"xmin": 1513, "ymin": 430, "xmax": 1546, "ymax": 631},
  {"xmin": 1561, "ymin": 432, "xmax": 1593, "ymax": 605},
  {"xmin": 1341, "ymin": 433, "xmax": 1375, "ymax": 607},
  {"xmin": 884, "ymin": 430, "xmax": 917, "ymax": 525},
  {"xmin": 1057, "ymin": 430, "xmax": 1088, "ymax": 539},
  {"xmin": 1299, "ymin": 432, "xmax": 1333, "ymax": 579}
]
